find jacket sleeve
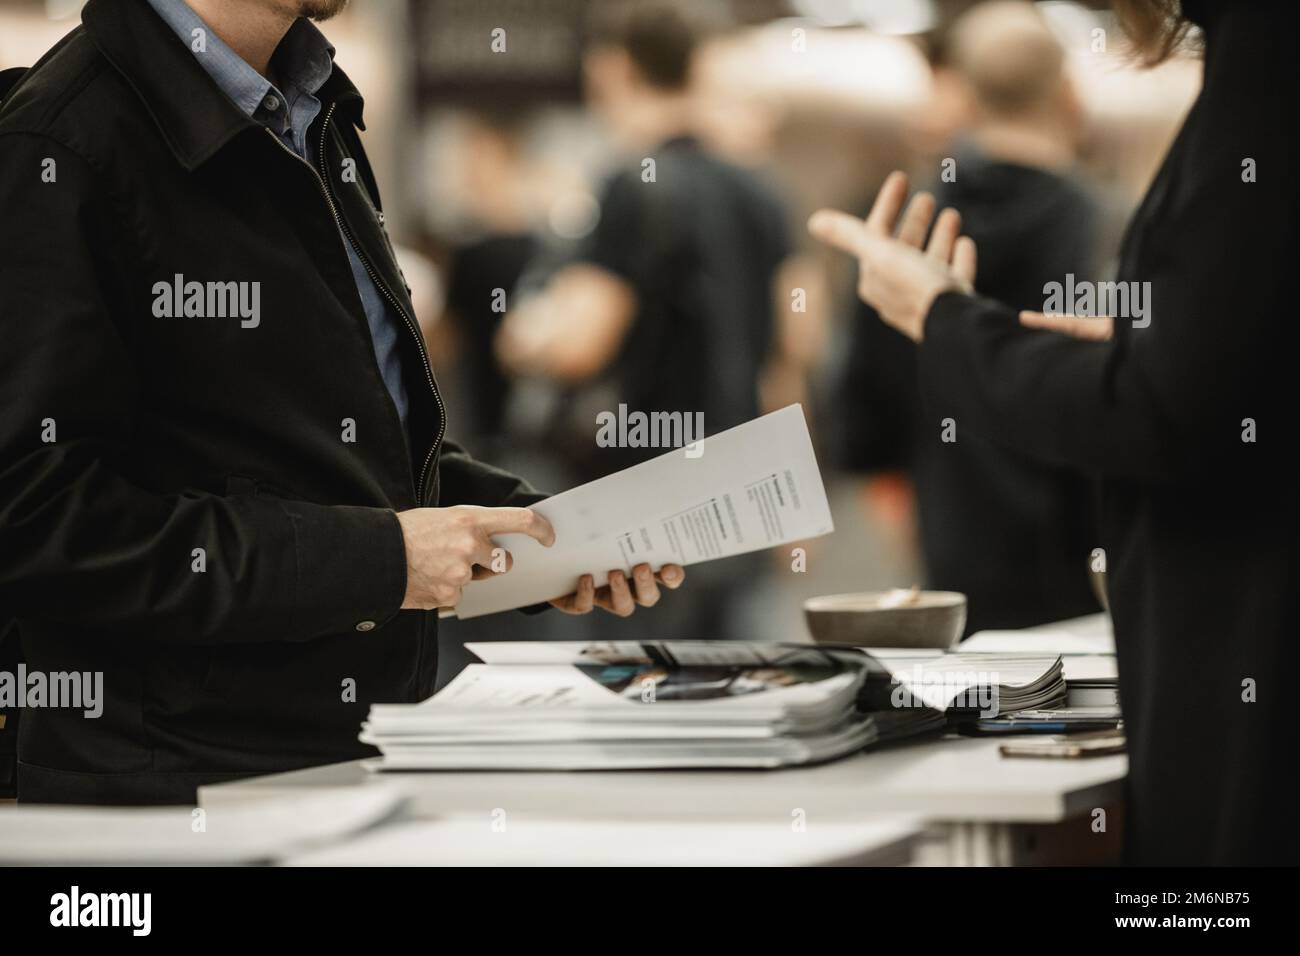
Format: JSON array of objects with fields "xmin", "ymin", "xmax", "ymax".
[
  {"xmin": 436, "ymin": 439, "xmax": 549, "ymax": 509},
  {"xmin": 918, "ymin": 294, "xmax": 1182, "ymax": 482},
  {"xmin": 0, "ymin": 132, "xmax": 407, "ymax": 644},
  {"xmin": 917, "ymin": 59, "xmax": 1292, "ymax": 485}
]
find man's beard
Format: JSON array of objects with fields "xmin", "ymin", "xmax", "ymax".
[{"xmin": 298, "ymin": 0, "xmax": 349, "ymax": 21}]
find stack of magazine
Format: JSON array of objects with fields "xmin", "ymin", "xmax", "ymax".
[{"xmin": 361, "ymin": 642, "xmax": 1064, "ymax": 771}]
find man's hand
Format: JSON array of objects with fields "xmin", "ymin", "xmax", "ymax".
[
  {"xmin": 395, "ymin": 505, "xmax": 555, "ymax": 610},
  {"xmin": 808, "ymin": 171, "xmax": 977, "ymax": 342},
  {"xmin": 550, "ymin": 564, "xmax": 685, "ymax": 617}
]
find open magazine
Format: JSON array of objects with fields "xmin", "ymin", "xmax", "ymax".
[{"xmin": 361, "ymin": 643, "xmax": 1064, "ymax": 771}]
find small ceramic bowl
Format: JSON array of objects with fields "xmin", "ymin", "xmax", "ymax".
[{"xmin": 803, "ymin": 590, "xmax": 967, "ymax": 649}]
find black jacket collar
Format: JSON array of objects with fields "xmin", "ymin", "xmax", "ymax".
[{"xmin": 81, "ymin": 0, "xmax": 364, "ymax": 171}]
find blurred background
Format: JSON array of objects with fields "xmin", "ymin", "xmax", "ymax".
[{"xmin": 0, "ymin": 0, "xmax": 1200, "ymax": 685}]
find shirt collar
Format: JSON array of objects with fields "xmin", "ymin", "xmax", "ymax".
[
  {"xmin": 83, "ymin": 0, "xmax": 365, "ymax": 171},
  {"xmin": 143, "ymin": 0, "xmax": 334, "ymax": 121},
  {"xmin": 273, "ymin": 18, "xmax": 336, "ymax": 103}
]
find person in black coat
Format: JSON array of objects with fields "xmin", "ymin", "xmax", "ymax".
[
  {"xmin": 812, "ymin": 0, "xmax": 1298, "ymax": 865},
  {"xmin": 0, "ymin": 0, "xmax": 681, "ymax": 806}
]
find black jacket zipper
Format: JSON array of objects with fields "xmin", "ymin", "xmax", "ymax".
[{"xmin": 263, "ymin": 103, "xmax": 446, "ymax": 505}]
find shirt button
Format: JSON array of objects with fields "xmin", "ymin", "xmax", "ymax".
[
  {"xmin": 355, "ymin": 620, "xmax": 376, "ymax": 633},
  {"xmin": 263, "ymin": 94, "xmax": 280, "ymax": 111}
]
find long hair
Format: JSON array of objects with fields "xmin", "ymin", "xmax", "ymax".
[{"xmin": 1111, "ymin": 0, "xmax": 1195, "ymax": 66}]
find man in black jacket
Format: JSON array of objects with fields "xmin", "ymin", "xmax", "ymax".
[{"xmin": 0, "ymin": 0, "xmax": 681, "ymax": 805}]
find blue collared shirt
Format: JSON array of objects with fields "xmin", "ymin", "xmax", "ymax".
[{"xmin": 146, "ymin": 0, "xmax": 410, "ymax": 427}]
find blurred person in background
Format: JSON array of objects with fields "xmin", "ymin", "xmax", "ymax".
[
  {"xmin": 495, "ymin": 0, "xmax": 795, "ymax": 642},
  {"xmin": 841, "ymin": 0, "xmax": 1103, "ymax": 634},
  {"xmin": 496, "ymin": 0, "xmax": 793, "ymax": 476},
  {"xmin": 812, "ymin": 0, "xmax": 1298, "ymax": 866}
]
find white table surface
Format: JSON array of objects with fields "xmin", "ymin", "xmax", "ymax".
[
  {"xmin": 201, "ymin": 735, "xmax": 1126, "ymax": 825},
  {"xmin": 280, "ymin": 815, "xmax": 924, "ymax": 867}
]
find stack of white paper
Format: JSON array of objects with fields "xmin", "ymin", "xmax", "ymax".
[
  {"xmin": 361, "ymin": 643, "xmax": 878, "ymax": 770},
  {"xmin": 359, "ymin": 644, "xmax": 1069, "ymax": 772}
]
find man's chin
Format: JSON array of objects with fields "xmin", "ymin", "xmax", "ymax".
[{"xmin": 300, "ymin": 0, "xmax": 349, "ymax": 21}]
